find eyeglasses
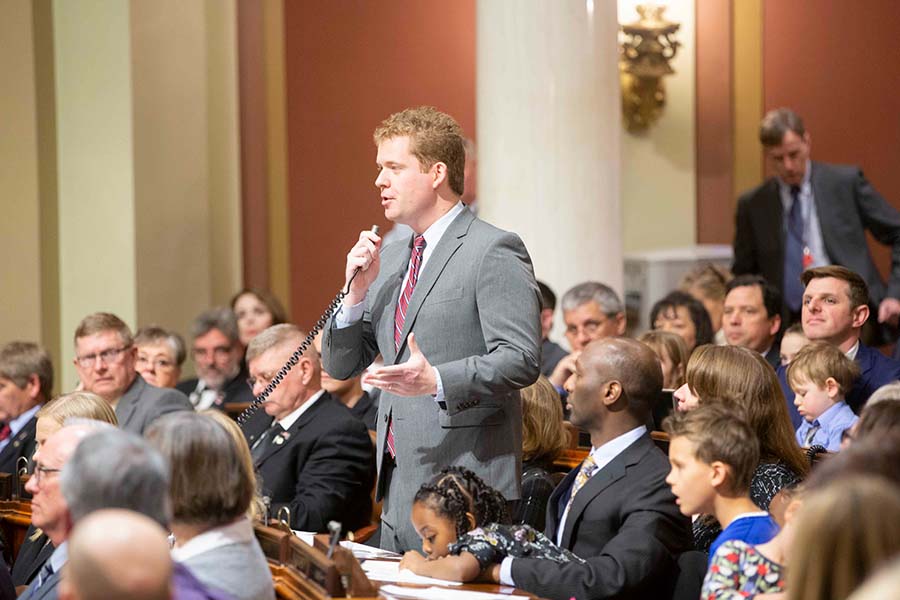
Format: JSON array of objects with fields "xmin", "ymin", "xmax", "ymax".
[
  {"xmin": 136, "ymin": 355, "xmax": 176, "ymax": 371},
  {"xmin": 75, "ymin": 345, "xmax": 132, "ymax": 368},
  {"xmin": 246, "ymin": 372, "xmax": 276, "ymax": 390},
  {"xmin": 32, "ymin": 465, "xmax": 62, "ymax": 484}
]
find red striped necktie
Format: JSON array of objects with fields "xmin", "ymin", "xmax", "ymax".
[{"xmin": 387, "ymin": 234, "xmax": 427, "ymax": 458}]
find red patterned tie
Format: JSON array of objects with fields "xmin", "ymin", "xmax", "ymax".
[
  {"xmin": 0, "ymin": 424, "xmax": 10, "ymax": 442},
  {"xmin": 387, "ymin": 235, "xmax": 427, "ymax": 458}
]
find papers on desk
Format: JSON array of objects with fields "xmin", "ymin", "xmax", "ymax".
[
  {"xmin": 379, "ymin": 584, "xmax": 525, "ymax": 599},
  {"xmin": 291, "ymin": 530, "xmax": 315, "ymax": 546},
  {"xmin": 360, "ymin": 560, "xmax": 462, "ymax": 586},
  {"xmin": 340, "ymin": 540, "xmax": 401, "ymax": 560}
]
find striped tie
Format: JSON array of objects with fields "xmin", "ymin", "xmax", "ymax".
[
  {"xmin": 565, "ymin": 455, "xmax": 597, "ymax": 514},
  {"xmin": 387, "ymin": 235, "xmax": 426, "ymax": 459}
]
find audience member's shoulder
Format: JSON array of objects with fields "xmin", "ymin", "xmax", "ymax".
[
  {"xmin": 176, "ymin": 378, "xmax": 199, "ymax": 395},
  {"xmin": 738, "ymin": 177, "xmax": 778, "ymax": 204}
]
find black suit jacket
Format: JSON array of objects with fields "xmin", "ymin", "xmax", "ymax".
[
  {"xmin": 733, "ymin": 161, "xmax": 900, "ymax": 308},
  {"xmin": 764, "ymin": 343, "xmax": 781, "ymax": 370},
  {"xmin": 176, "ymin": 368, "xmax": 255, "ymax": 409},
  {"xmin": 10, "ymin": 526, "xmax": 52, "ymax": 587},
  {"xmin": 0, "ymin": 415, "xmax": 38, "ymax": 475},
  {"xmin": 241, "ymin": 392, "xmax": 374, "ymax": 533},
  {"xmin": 510, "ymin": 433, "xmax": 692, "ymax": 600}
]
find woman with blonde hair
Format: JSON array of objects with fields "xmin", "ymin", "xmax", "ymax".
[
  {"xmin": 638, "ymin": 329, "xmax": 689, "ymax": 389},
  {"xmin": 515, "ymin": 376, "xmax": 569, "ymax": 531},
  {"xmin": 788, "ymin": 476, "xmax": 900, "ymax": 600},
  {"xmin": 673, "ymin": 344, "xmax": 808, "ymax": 552},
  {"xmin": 35, "ymin": 391, "xmax": 118, "ymax": 449}
]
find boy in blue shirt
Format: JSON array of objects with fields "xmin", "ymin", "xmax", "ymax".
[
  {"xmin": 663, "ymin": 403, "xmax": 779, "ymax": 563},
  {"xmin": 788, "ymin": 341, "xmax": 860, "ymax": 451}
]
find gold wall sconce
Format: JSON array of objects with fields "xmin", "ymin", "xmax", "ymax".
[{"xmin": 619, "ymin": 4, "xmax": 681, "ymax": 133}]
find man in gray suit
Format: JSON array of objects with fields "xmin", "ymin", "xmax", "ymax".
[
  {"xmin": 73, "ymin": 313, "xmax": 192, "ymax": 435},
  {"xmin": 323, "ymin": 106, "xmax": 541, "ymax": 552}
]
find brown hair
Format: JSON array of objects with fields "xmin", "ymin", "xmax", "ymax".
[
  {"xmin": 801, "ymin": 265, "xmax": 869, "ymax": 309},
  {"xmin": 145, "ymin": 412, "xmax": 254, "ymax": 527},
  {"xmin": 0, "ymin": 342, "xmax": 54, "ymax": 400},
  {"xmin": 37, "ymin": 391, "xmax": 118, "ymax": 426},
  {"xmin": 201, "ymin": 410, "xmax": 266, "ymax": 521},
  {"xmin": 787, "ymin": 341, "xmax": 861, "ymax": 393},
  {"xmin": 638, "ymin": 330, "xmax": 689, "ymax": 388},
  {"xmin": 686, "ymin": 345, "xmax": 809, "ymax": 477},
  {"xmin": 520, "ymin": 376, "xmax": 568, "ymax": 463},
  {"xmin": 679, "ymin": 263, "xmax": 731, "ymax": 302},
  {"xmin": 373, "ymin": 106, "xmax": 466, "ymax": 197},
  {"xmin": 134, "ymin": 326, "xmax": 187, "ymax": 367},
  {"xmin": 74, "ymin": 312, "xmax": 133, "ymax": 347},
  {"xmin": 787, "ymin": 476, "xmax": 900, "ymax": 600},
  {"xmin": 854, "ymin": 399, "xmax": 900, "ymax": 442},
  {"xmin": 663, "ymin": 403, "xmax": 759, "ymax": 494},
  {"xmin": 759, "ymin": 108, "xmax": 806, "ymax": 147},
  {"xmin": 229, "ymin": 288, "xmax": 289, "ymax": 326}
]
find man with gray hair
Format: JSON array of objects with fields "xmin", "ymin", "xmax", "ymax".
[
  {"xmin": 241, "ymin": 324, "xmax": 374, "ymax": 532},
  {"xmin": 0, "ymin": 341, "xmax": 53, "ymax": 474},
  {"xmin": 548, "ymin": 281, "xmax": 627, "ymax": 391},
  {"xmin": 177, "ymin": 307, "xmax": 253, "ymax": 410}
]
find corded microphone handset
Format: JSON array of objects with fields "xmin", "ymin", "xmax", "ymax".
[{"xmin": 237, "ymin": 225, "xmax": 380, "ymax": 425}]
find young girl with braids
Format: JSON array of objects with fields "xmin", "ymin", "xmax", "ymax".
[{"xmin": 398, "ymin": 466, "xmax": 584, "ymax": 582}]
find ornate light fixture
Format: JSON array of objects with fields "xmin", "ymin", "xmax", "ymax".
[{"xmin": 619, "ymin": 4, "xmax": 681, "ymax": 133}]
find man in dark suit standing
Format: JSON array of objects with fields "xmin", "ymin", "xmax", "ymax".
[
  {"xmin": 323, "ymin": 107, "xmax": 541, "ymax": 551},
  {"xmin": 733, "ymin": 108, "xmax": 900, "ymax": 332},
  {"xmin": 176, "ymin": 307, "xmax": 254, "ymax": 410},
  {"xmin": 722, "ymin": 275, "xmax": 783, "ymax": 369},
  {"xmin": 0, "ymin": 342, "xmax": 52, "ymax": 475},
  {"xmin": 243, "ymin": 324, "xmax": 373, "ymax": 532},
  {"xmin": 73, "ymin": 313, "xmax": 192, "ymax": 435},
  {"xmin": 778, "ymin": 266, "xmax": 900, "ymax": 426},
  {"xmin": 493, "ymin": 338, "xmax": 692, "ymax": 600}
]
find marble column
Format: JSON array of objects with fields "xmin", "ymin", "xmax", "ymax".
[{"xmin": 477, "ymin": 0, "xmax": 623, "ymax": 313}]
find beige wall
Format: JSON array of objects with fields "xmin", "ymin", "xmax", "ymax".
[
  {"xmin": 619, "ymin": 0, "xmax": 697, "ymax": 252},
  {"xmin": 1, "ymin": 0, "xmax": 243, "ymax": 391}
]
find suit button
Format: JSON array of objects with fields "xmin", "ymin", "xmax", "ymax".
[{"xmin": 384, "ymin": 414, "xmax": 389, "ymax": 423}]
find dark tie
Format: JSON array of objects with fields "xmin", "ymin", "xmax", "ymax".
[
  {"xmin": 804, "ymin": 420, "xmax": 821, "ymax": 446},
  {"xmin": 34, "ymin": 559, "xmax": 53, "ymax": 590},
  {"xmin": 251, "ymin": 422, "xmax": 284, "ymax": 462},
  {"xmin": 784, "ymin": 185, "xmax": 805, "ymax": 312},
  {"xmin": 0, "ymin": 423, "xmax": 11, "ymax": 442}
]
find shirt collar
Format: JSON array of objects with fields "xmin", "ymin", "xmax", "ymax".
[
  {"xmin": 171, "ymin": 517, "xmax": 255, "ymax": 562},
  {"xmin": 588, "ymin": 425, "xmax": 647, "ymax": 470},
  {"xmin": 278, "ymin": 389, "xmax": 325, "ymax": 430},
  {"xmin": 10, "ymin": 404, "xmax": 41, "ymax": 436},
  {"xmin": 846, "ymin": 340, "xmax": 860, "ymax": 360},
  {"xmin": 777, "ymin": 159, "xmax": 812, "ymax": 194},
  {"xmin": 815, "ymin": 400, "xmax": 849, "ymax": 429},
  {"xmin": 49, "ymin": 541, "xmax": 68, "ymax": 573},
  {"xmin": 418, "ymin": 202, "xmax": 465, "ymax": 257}
]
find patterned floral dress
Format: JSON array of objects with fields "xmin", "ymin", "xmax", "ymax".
[
  {"xmin": 701, "ymin": 539, "xmax": 786, "ymax": 599},
  {"xmin": 447, "ymin": 523, "xmax": 585, "ymax": 569}
]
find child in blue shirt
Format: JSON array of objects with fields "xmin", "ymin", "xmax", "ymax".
[
  {"xmin": 663, "ymin": 403, "xmax": 779, "ymax": 565},
  {"xmin": 788, "ymin": 341, "xmax": 860, "ymax": 451}
]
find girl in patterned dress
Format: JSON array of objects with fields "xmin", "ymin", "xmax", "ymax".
[
  {"xmin": 398, "ymin": 466, "xmax": 584, "ymax": 582},
  {"xmin": 701, "ymin": 484, "xmax": 804, "ymax": 599}
]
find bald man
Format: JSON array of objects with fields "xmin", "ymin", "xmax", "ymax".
[
  {"xmin": 59, "ymin": 510, "xmax": 171, "ymax": 600},
  {"xmin": 495, "ymin": 338, "xmax": 692, "ymax": 600}
]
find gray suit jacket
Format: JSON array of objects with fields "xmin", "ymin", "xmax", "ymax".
[
  {"xmin": 323, "ymin": 209, "xmax": 541, "ymax": 547},
  {"xmin": 116, "ymin": 374, "xmax": 193, "ymax": 435},
  {"xmin": 17, "ymin": 568, "xmax": 59, "ymax": 600}
]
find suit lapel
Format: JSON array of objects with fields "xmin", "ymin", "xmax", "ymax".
[
  {"xmin": 255, "ymin": 394, "xmax": 325, "ymax": 467},
  {"xmin": 394, "ymin": 210, "xmax": 473, "ymax": 361},
  {"xmin": 762, "ymin": 179, "xmax": 785, "ymax": 263},
  {"xmin": 115, "ymin": 376, "xmax": 143, "ymax": 429},
  {"xmin": 810, "ymin": 161, "xmax": 837, "ymax": 258},
  {"xmin": 0, "ymin": 417, "xmax": 34, "ymax": 467}
]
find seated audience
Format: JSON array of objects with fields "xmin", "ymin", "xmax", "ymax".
[
  {"xmin": 853, "ymin": 394, "xmax": 900, "ymax": 441},
  {"xmin": 487, "ymin": 338, "xmax": 692, "ymax": 600},
  {"xmin": 177, "ymin": 308, "xmax": 253, "ymax": 410},
  {"xmin": 701, "ymin": 482, "xmax": 803, "ymax": 598},
  {"xmin": 73, "ymin": 312, "xmax": 192, "ymax": 434},
  {"xmin": 134, "ymin": 326, "xmax": 186, "ymax": 388},
  {"xmin": 18, "ymin": 422, "xmax": 110, "ymax": 600},
  {"xmin": 547, "ymin": 281, "xmax": 626, "ymax": 392},
  {"xmin": 201, "ymin": 409, "xmax": 266, "ymax": 521},
  {"xmin": 399, "ymin": 466, "xmax": 581, "ymax": 582},
  {"xmin": 664, "ymin": 404, "xmax": 779, "ymax": 565},
  {"xmin": 147, "ymin": 412, "xmax": 274, "ymax": 600},
  {"xmin": 0, "ymin": 342, "xmax": 52, "ymax": 474},
  {"xmin": 58, "ymin": 509, "xmax": 172, "ymax": 600},
  {"xmin": 241, "ymin": 324, "xmax": 374, "ymax": 532},
  {"xmin": 514, "ymin": 376, "xmax": 569, "ymax": 531},
  {"xmin": 680, "ymin": 263, "xmax": 731, "ymax": 345},
  {"xmin": 778, "ymin": 266, "xmax": 900, "ymax": 425},
  {"xmin": 313, "ymin": 333, "xmax": 377, "ymax": 435},
  {"xmin": 12, "ymin": 392, "xmax": 117, "ymax": 589},
  {"xmin": 786, "ymin": 476, "xmax": 900, "ymax": 600},
  {"xmin": 779, "ymin": 322, "xmax": 809, "ymax": 366},
  {"xmin": 864, "ymin": 380, "xmax": 900, "ymax": 405},
  {"xmin": 638, "ymin": 330, "xmax": 688, "ymax": 389},
  {"xmin": 230, "ymin": 287, "xmax": 288, "ymax": 347},
  {"xmin": 673, "ymin": 345, "xmax": 808, "ymax": 552},
  {"xmin": 651, "ymin": 291, "xmax": 714, "ymax": 353},
  {"xmin": 787, "ymin": 341, "xmax": 860, "ymax": 451},
  {"xmin": 722, "ymin": 275, "xmax": 783, "ymax": 368},
  {"xmin": 61, "ymin": 427, "xmax": 231, "ymax": 600},
  {"xmin": 537, "ymin": 281, "xmax": 568, "ymax": 376}
]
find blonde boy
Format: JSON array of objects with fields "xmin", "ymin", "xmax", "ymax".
[
  {"xmin": 787, "ymin": 341, "xmax": 860, "ymax": 451},
  {"xmin": 663, "ymin": 404, "xmax": 779, "ymax": 564}
]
